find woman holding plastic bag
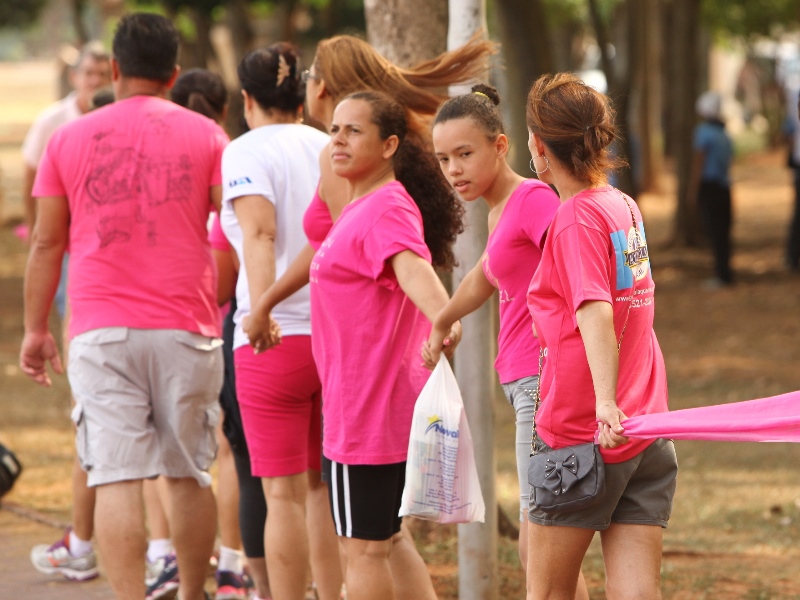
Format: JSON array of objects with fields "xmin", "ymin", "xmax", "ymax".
[
  {"xmin": 524, "ymin": 73, "xmax": 677, "ymax": 599},
  {"xmin": 309, "ymin": 90, "xmax": 463, "ymax": 600}
]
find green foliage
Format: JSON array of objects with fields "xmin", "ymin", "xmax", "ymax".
[
  {"xmin": 702, "ymin": 0, "xmax": 800, "ymax": 38},
  {"xmin": 0, "ymin": 0, "xmax": 48, "ymax": 29},
  {"xmin": 542, "ymin": 0, "xmax": 623, "ymax": 27}
]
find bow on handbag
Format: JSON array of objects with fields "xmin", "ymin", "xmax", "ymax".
[{"xmin": 542, "ymin": 453, "xmax": 579, "ymax": 494}]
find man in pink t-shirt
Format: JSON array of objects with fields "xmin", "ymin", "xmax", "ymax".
[{"xmin": 19, "ymin": 14, "xmax": 226, "ymax": 600}]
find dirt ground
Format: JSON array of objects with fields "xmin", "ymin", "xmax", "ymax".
[{"xmin": 2, "ymin": 61, "xmax": 800, "ymax": 598}]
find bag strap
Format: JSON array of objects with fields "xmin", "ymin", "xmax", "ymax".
[{"xmin": 530, "ymin": 188, "xmax": 642, "ymax": 456}]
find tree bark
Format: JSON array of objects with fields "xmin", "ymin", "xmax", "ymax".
[
  {"xmin": 667, "ymin": 0, "xmax": 702, "ymax": 246},
  {"xmin": 631, "ymin": 0, "xmax": 664, "ymax": 193},
  {"xmin": 364, "ymin": 0, "xmax": 448, "ymax": 66},
  {"xmin": 492, "ymin": 0, "xmax": 554, "ymax": 175},
  {"xmin": 588, "ymin": 0, "xmax": 637, "ymax": 197},
  {"xmin": 447, "ymin": 3, "xmax": 498, "ymax": 599}
]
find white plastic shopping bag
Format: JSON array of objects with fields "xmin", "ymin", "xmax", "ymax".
[{"xmin": 399, "ymin": 356, "xmax": 485, "ymax": 523}]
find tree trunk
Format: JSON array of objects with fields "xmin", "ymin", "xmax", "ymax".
[
  {"xmin": 588, "ymin": 0, "xmax": 637, "ymax": 197},
  {"xmin": 364, "ymin": 0, "xmax": 448, "ymax": 66},
  {"xmin": 667, "ymin": 0, "xmax": 702, "ymax": 246},
  {"xmin": 631, "ymin": 0, "xmax": 664, "ymax": 193},
  {"xmin": 226, "ymin": 0, "xmax": 254, "ymax": 61},
  {"xmin": 448, "ymin": 3, "xmax": 498, "ymax": 599},
  {"xmin": 492, "ymin": 0, "xmax": 554, "ymax": 175}
]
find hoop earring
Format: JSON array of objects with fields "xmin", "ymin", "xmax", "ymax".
[{"xmin": 530, "ymin": 154, "xmax": 550, "ymax": 175}]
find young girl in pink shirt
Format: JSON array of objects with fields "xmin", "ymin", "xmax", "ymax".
[
  {"xmin": 422, "ymin": 86, "xmax": 588, "ymax": 595},
  {"xmin": 310, "ymin": 91, "xmax": 463, "ymax": 600}
]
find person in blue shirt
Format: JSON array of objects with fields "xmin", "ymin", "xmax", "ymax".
[
  {"xmin": 689, "ymin": 91, "xmax": 734, "ymax": 286},
  {"xmin": 783, "ymin": 86, "xmax": 800, "ymax": 272}
]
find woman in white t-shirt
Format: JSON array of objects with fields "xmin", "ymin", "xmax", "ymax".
[{"xmin": 219, "ymin": 43, "xmax": 342, "ymax": 600}]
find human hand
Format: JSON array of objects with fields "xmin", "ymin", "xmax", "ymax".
[
  {"xmin": 596, "ymin": 401, "xmax": 629, "ymax": 449},
  {"xmin": 244, "ymin": 312, "xmax": 282, "ymax": 354},
  {"xmin": 421, "ymin": 321, "xmax": 461, "ymax": 370},
  {"xmin": 19, "ymin": 331, "xmax": 63, "ymax": 387}
]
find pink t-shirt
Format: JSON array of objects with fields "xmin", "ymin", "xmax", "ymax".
[
  {"xmin": 310, "ymin": 180, "xmax": 432, "ymax": 465},
  {"xmin": 208, "ymin": 213, "xmax": 232, "ymax": 320},
  {"xmin": 303, "ymin": 187, "xmax": 334, "ymax": 251},
  {"xmin": 527, "ymin": 186, "xmax": 668, "ymax": 464},
  {"xmin": 34, "ymin": 95, "xmax": 228, "ymax": 340},
  {"xmin": 482, "ymin": 179, "xmax": 560, "ymax": 383},
  {"xmin": 209, "ymin": 212, "xmax": 231, "ymax": 252}
]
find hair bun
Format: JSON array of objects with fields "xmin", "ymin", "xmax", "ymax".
[{"xmin": 471, "ymin": 83, "xmax": 500, "ymax": 106}]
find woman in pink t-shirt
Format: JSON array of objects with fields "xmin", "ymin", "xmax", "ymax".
[
  {"xmin": 244, "ymin": 34, "xmax": 496, "ymax": 346},
  {"xmin": 421, "ymin": 84, "xmax": 577, "ymax": 574},
  {"xmin": 524, "ymin": 73, "xmax": 677, "ymax": 599},
  {"xmin": 310, "ymin": 90, "xmax": 463, "ymax": 600}
]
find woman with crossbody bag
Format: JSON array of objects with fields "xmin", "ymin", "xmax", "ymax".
[{"xmin": 524, "ymin": 73, "xmax": 678, "ymax": 599}]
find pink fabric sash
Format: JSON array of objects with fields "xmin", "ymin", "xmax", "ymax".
[{"xmin": 621, "ymin": 391, "xmax": 800, "ymax": 442}]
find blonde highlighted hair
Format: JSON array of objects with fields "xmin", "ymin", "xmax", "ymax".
[{"xmin": 315, "ymin": 34, "xmax": 496, "ymax": 140}]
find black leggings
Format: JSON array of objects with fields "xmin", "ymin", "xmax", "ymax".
[
  {"xmin": 220, "ymin": 299, "xmax": 267, "ymax": 558},
  {"xmin": 698, "ymin": 180, "xmax": 733, "ymax": 283},
  {"xmin": 232, "ymin": 444, "xmax": 267, "ymax": 558}
]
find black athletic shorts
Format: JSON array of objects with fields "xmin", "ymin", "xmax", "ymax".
[{"xmin": 323, "ymin": 456, "xmax": 406, "ymax": 541}]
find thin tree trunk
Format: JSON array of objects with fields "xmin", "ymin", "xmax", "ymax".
[
  {"xmin": 447, "ymin": 2, "xmax": 497, "ymax": 598},
  {"xmin": 364, "ymin": 0, "xmax": 448, "ymax": 66},
  {"xmin": 668, "ymin": 0, "xmax": 702, "ymax": 246},
  {"xmin": 71, "ymin": 0, "xmax": 89, "ymax": 46},
  {"xmin": 634, "ymin": 0, "xmax": 664, "ymax": 193},
  {"xmin": 587, "ymin": 0, "xmax": 637, "ymax": 197},
  {"xmin": 493, "ymin": 0, "xmax": 554, "ymax": 175},
  {"xmin": 226, "ymin": 0, "xmax": 254, "ymax": 61}
]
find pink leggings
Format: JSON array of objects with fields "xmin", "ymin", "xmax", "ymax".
[{"xmin": 234, "ymin": 336, "xmax": 322, "ymax": 477}]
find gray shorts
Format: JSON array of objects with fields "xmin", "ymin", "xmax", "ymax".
[
  {"xmin": 500, "ymin": 375, "xmax": 538, "ymax": 521},
  {"xmin": 528, "ymin": 436, "xmax": 677, "ymax": 530},
  {"xmin": 68, "ymin": 327, "xmax": 223, "ymax": 487}
]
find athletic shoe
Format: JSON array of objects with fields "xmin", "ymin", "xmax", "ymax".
[
  {"xmin": 214, "ymin": 569, "xmax": 248, "ymax": 600},
  {"xmin": 145, "ymin": 553, "xmax": 180, "ymax": 600},
  {"xmin": 30, "ymin": 528, "xmax": 99, "ymax": 581}
]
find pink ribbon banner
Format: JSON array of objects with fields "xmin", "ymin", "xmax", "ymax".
[{"xmin": 621, "ymin": 391, "xmax": 800, "ymax": 442}]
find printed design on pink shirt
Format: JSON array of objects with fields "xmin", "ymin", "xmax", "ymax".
[
  {"xmin": 310, "ymin": 236, "xmax": 333, "ymax": 284},
  {"xmin": 481, "ymin": 252, "xmax": 513, "ymax": 304},
  {"xmin": 84, "ymin": 117, "xmax": 194, "ymax": 248},
  {"xmin": 610, "ymin": 223, "xmax": 650, "ymax": 290}
]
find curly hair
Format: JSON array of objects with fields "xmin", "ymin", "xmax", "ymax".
[
  {"xmin": 314, "ymin": 34, "xmax": 496, "ymax": 143},
  {"xmin": 347, "ymin": 91, "xmax": 464, "ymax": 270},
  {"xmin": 526, "ymin": 73, "xmax": 624, "ymax": 185}
]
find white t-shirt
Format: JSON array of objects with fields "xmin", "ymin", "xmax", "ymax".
[
  {"xmin": 22, "ymin": 92, "xmax": 82, "ymax": 169},
  {"xmin": 220, "ymin": 123, "xmax": 328, "ymax": 349}
]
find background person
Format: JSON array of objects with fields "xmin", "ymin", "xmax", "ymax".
[
  {"xmin": 311, "ymin": 90, "xmax": 462, "ymax": 600},
  {"xmin": 783, "ymin": 86, "xmax": 800, "ymax": 272},
  {"xmin": 171, "ymin": 67, "xmax": 253, "ymax": 600},
  {"xmin": 688, "ymin": 91, "xmax": 735, "ymax": 287},
  {"xmin": 25, "ymin": 42, "xmax": 111, "ymax": 584},
  {"xmin": 20, "ymin": 13, "xmax": 228, "ymax": 600},
  {"xmin": 524, "ymin": 73, "xmax": 677, "ymax": 600},
  {"xmin": 219, "ymin": 42, "xmax": 342, "ymax": 600}
]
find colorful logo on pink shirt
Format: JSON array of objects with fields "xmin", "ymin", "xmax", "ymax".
[{"xmin": 611, "ymin": 224, "xmax": 650, "ymax": 290}]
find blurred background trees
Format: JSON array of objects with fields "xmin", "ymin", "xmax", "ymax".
[{"xmin": 2, "ymin": 0, "xmax": 799, "ymax": 243}]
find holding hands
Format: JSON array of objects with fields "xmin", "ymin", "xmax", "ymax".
[
  {"xmin": 421, "ymin": 321, "xmax": 462, "ymax": 370},
  {"xmin": 244, "ymin": 311, "xmax": 282, "ymax": 354}
]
